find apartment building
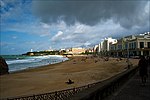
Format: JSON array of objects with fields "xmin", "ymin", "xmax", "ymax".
[
  {"xmin": 96, "ymin": 37, "xmax": 117, "ymax": 55},
  {"xmin": 109, "ymin": 33, "xmax": 150, "ymax": 57},
  {"xmin": 67, "ymin": 47, "xmax": 86, "ymax": 55}
]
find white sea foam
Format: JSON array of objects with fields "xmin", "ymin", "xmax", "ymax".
[
  {"xmin": 6, "ymin": 55, "xmax": 66, "ymax": 64},
  {"xmin": 6, "ymin": 55, "xmax": 68, "ymax": 72},
  {"xmin": 6, "ymin": 59, "xmax": 40, "ymax": 64}
]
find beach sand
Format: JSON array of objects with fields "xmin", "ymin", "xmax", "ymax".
[{"xmin": 0, "ymin": 55, "xmax": 139, "ymax": 99}]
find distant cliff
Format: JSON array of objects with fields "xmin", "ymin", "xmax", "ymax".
[{"xmin": 0, "ymin": 56, "xmax": 9, "ymax": 75}]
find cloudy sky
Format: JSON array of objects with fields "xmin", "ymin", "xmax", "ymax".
[{"xmin": 0, "ymin": 0, "xmax": 149, "ymax": 55}]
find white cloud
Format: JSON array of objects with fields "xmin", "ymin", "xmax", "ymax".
[
  {"xmin": 49, "ymin": 17, "xmax": 149, "ymax": 49},
  {"xmin": 41, "ymin": 22, "xmax": 50, "ymax": 28},
  {"xmin": 52, "ymin": 31, "xmax": 63, "ymax": 41},
  {"xmin": 0, "ymin": 0, "xmax": 5, "ymax": 7},
  {"xmin": 55, "ymin": 31, "xmax": 63, "ymax": 37},
  {"xmin": 11, "ymin": 48, "xmax": 15, "ymax": 50},
  {"xmin": 1, "ymin": 0, "xmax": 149, "ymax": 52},
  {"xmin": 32, "ymin": 0, "xmax": 149, "ymax": 29},
  {"xmin": 1, "ymin": 20, "xmax": 51, "ymax": 37},
  {"xmin": 12, "ymin": 36, "xmax": 17, "ymax": 39},
  {"xmin": 84, "ymin": 41, "xmax": 91, "ymax": 47}
]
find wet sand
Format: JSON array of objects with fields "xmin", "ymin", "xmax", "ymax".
[{"xmin": 0, "ymin": 55, "xmax": 139, "ymax": 99}]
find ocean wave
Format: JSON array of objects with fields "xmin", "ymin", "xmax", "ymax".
[
  {"xmin": 6, "ymin": 58, "xmax": 41, "ymax": 64},
  {"xmin": 6, "ymin": 55, "xmax": 66, "ymax": 65},
  {"xmin": 5, "ymin": 55, "xmax": 68, "ymax": 72}
]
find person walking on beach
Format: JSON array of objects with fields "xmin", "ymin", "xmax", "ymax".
[{"xmin": 138, "ymin": 56, "xmax": 148, "ymax": 85}]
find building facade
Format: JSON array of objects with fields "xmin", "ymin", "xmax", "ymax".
[
  {"xmin": 109, "ymin": 33, "xmax": 150, "ymax": 57},
  {"xmin": 67, "ymin": 47, "xmax": 86, "ymax": 55},
  {"xmin": 96, "ymin": 37, "xmax": 117, "ymax": 55}
]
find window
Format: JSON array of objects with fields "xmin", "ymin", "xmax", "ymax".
[
  {"xmin": 125, "ymin": 43, "xmax": 128, "ymax": 49},
  {"xmin": 140, "ymin": 42, "xmax": 144, "ymax": 48},
  {"xmin": 129, "ymin": 43, "xmax": 132, "ymax": 49},
  {"xmin": 118, "ymin": 44, "xmax": 122, "ymax": 50},
  {"xmin": 133, "ymin": 42, "xmax": 136, "ymax": 49},
  {"xmin": 148, "ymin": 42, "xmax": 150, "ymax": 48},
  {"xmin": 129, "ymin": 42, "xmax": 136, "ymax": 49},
  {"xmin": 110, "ymin": 45, "xmax": 114, "ymax": 50}
]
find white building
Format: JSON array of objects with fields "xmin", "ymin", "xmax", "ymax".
[
  {"xmin": 98, "ymin": 42, "xmax": 103, "ymax": 52},
  {"xmin": 98, "ymin": 37, "xmax": 117, "ymax": 52},
  {"xmin": 94, "ymin": 45, "xmax": 99, "ymax": 52},
  {"xmin": 109, "ymin": 32, "xmax": 150, "ymax": 57},
  {"xmin": 67, "ymin": 47, "xmax": 86, "ymax": 55}
]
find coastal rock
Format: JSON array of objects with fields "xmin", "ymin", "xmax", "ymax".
[{"xmin": 0, "ymin": 56, "xmax": 9, "ymax": 75}]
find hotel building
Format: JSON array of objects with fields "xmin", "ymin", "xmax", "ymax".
[
  {"xmin": 109, "ymin": 33, "xmax": 150, "ymax": 57},
  {"xmin": 96, "ymin": 37, "xmax": 117, "ymax": 55},
  {"xmin": 67, "ymin": 47, "xmax": 86, "ymax": 55}
]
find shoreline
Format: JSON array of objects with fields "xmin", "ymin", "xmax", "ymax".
[
  {"xmin": 8, "ymin": 57, "xmax": 70, "ymax": 74},
  {"xmin": 8, "ymin": 55, "xmax": 87, "ymax": 74},
  {"xmin": 0, "ymin": 55, "xmax": 139, "ymax": 98},
  {"xmin": 5, "ymin": 55, "xmax": 69, "ymax": 74}
]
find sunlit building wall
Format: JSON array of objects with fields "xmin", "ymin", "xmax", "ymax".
[
  {"xmin": 68, "ymin": 47, "xmax": 86, "ymax": 55},
  {"xmin": 109, "ymin": 32, "xmax": 150, "ymax": 57}
]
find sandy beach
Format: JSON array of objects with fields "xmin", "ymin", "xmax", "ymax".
[{"xmin": 0, "ymin": 55, "xmax": 139, "ymax": 99}]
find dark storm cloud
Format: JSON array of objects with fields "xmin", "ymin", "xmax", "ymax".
[{"xmin": 32, "ymin": 0, "xmax": 149, "ymax": 29}]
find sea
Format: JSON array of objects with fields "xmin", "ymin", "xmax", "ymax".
[{"xmin": 1, "ymin": 55, "xmax": 69, "ymax": 73}]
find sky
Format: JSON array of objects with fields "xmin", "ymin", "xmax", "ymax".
[{"xmin": 0, "ymin": 0, "xmax": 150, "ymax": 55}]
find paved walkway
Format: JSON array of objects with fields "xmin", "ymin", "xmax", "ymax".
[{"xmin": 107, "ymin": 66, "xmax": 150, "ymax": 100}]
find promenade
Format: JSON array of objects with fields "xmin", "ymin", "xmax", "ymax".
[{"xmin": 107, "ymin": 66, "xmax": 150, "ymax": 100}]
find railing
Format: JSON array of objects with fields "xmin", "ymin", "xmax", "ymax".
[
  {"xmin": 2, "ymin": 66, "xmax": 138, "ymax": 100},
  {"xmin": 4, "ymin": 80, "xmax": 97, "ymax": 100},
  {"xmin": 67, "ymin": 66, "xmax": 139, "ymax": 100}
]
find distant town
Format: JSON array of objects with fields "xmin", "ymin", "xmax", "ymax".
[{"xmin": 24, "ymin": 32, "xmax": 150, "ymax": 57}]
